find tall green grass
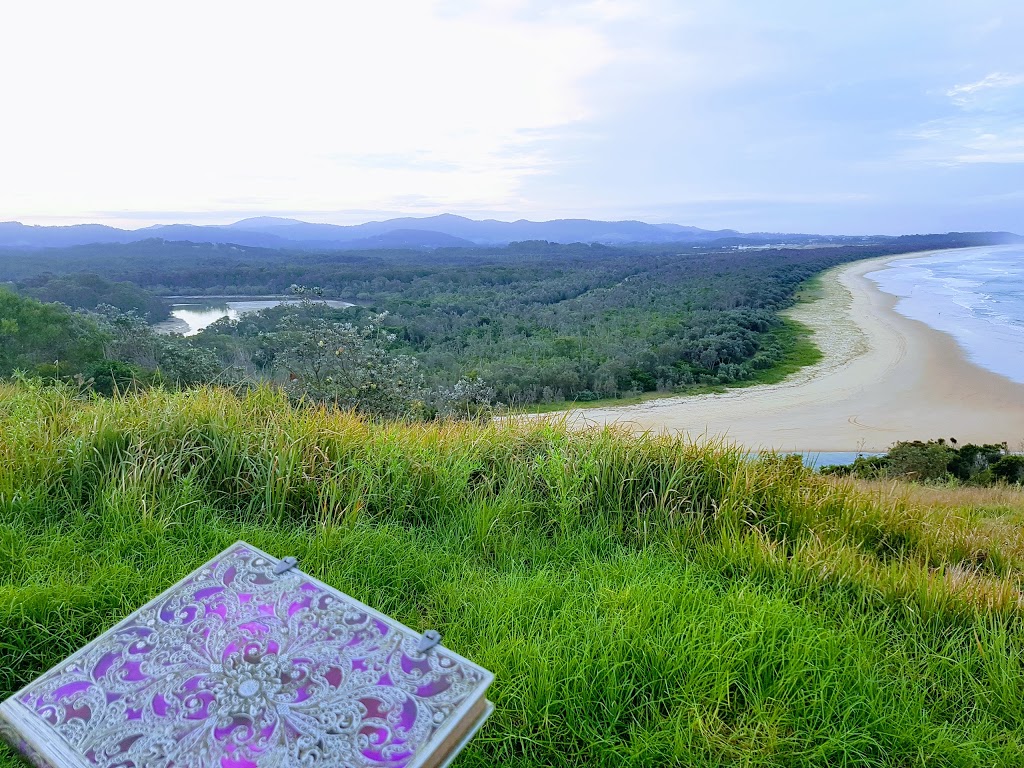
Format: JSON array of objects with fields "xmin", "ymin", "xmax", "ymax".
[{"xmin": 2, "ymin": 382, "xmax": 1024, "ymax": 766}]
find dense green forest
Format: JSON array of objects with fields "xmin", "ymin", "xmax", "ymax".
[
  {"xmin": 0, "ymin": 234, "xmax": 1001, "ymax": 407},
  {"xmin": 13, "ymin": 272, "xmax": 171, "ymax": 321}
]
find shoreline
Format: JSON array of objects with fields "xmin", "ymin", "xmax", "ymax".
[
  {"xmin": 153, "ymin": 296, "xmax": 356, "ymax": 336},
  {"xmin": 554, "ymin": 248, "xmax": 1024, "ymax": 452},
  {"xmin": 162, "ymin": 294, "xmax": 353, "ymax": 301},
  {"xmin": 151, "ymin": 315, "xmax": 191, "ymax": 335}
]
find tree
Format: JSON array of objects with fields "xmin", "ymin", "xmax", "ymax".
[
  {"xmin": 16, "ymin": 272, "xmax": 171, "ymax": 321},
  {"xmin": 947, "ymin": 442, "xmax": 1007, "ymax": 482},
  {"xmin": 0, "ymin": 287, "xmax": 105, "ymax": 376},
  {"xmin": 992, "ymin": 455, "xmax": 1024, "ymax": 485},
  {"xmin": 433, "ymin": 376, "xmax": 497, "ymax": 421},
  {"xmin": 88, "ymin": 305, "xmax": 223, "ymax": 389},
  {"xmin": 884, "ymin": 440, "xmax": 954, "ymax": 481},
  {"xmin": 276, "ymin": 288, "xmax": 426, "ymax": 418}
]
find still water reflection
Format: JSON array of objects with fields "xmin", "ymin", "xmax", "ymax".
[{"xmin": 160, "ymin": 297, "xmax": 353, "ymax": 336}]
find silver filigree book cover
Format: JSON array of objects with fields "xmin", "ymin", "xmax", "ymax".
[{"xmin": 0, "ymin": 542, "xmax": 494, "ymax": 768}]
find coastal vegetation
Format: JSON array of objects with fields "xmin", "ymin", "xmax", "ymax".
[
  {"xmin": 0, "ymin": 288, "xmax": 221, "ymax": 397},
  {"xmin": 822, "ymin": 439, "xmax": 1024, "ymax": 486},
  {"xmin": 11, "ymin": 272, "xmax": 171, "ymax": 322},
  {"xmin": 3, "ymin": 384, "xmax": 1024, "ymax": 766},
  {"xmin": 0, "ymin": 236, "xmax": 987, "ymax": 407}
]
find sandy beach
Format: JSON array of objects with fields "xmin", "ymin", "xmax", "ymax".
[{"xmin": 556, "ymin": 248, "xmax": 1024, "ymax": 452}]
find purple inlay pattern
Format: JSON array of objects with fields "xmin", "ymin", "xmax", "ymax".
[{"xmin": 7, "ymin": 546, "xmax": 485, "ymax": 768}]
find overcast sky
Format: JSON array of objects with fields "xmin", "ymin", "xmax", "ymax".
[{"xmin": 2, "ymin": 0, "xmax": 1022, "ymax": 234}]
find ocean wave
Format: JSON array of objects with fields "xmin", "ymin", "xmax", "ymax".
[{"xmin": 867, "ymin": 245, "xmax": 1024, "ymax": 384}]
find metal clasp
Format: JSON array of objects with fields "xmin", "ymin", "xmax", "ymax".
[
  {"xmin": 417, "ymin": 629, "xmax": 441, "ymax": 654},
  {"xmin": 274, "ymin": 556, "xmax": 298, "ymax": 575}
]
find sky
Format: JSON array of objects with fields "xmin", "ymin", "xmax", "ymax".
[{"xmin": 1, "ymin": 0, "xmax": 1022, "ymax": 235}]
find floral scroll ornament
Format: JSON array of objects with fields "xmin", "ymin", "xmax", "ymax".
[{"xmin": 11, "ymin": 546, "xmax": 487, "ymax": 768}]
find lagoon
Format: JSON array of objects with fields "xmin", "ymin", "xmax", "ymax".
[{"xmin": 156, "ymin": 297, "xmax": 354, "ymax": 336}]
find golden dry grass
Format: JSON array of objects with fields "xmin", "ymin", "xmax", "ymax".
[{"xmin": 849, "ymin": 478, "xmax": 1024, "ymax": 516}]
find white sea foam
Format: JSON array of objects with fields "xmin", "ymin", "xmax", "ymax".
[{"xmin": 865, "ymin": 245, "xmax": 1024, "ymax": 384}]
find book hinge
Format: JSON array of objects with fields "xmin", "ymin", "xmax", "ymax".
[
  {"xmin": 417, "ymin": 629, "xmax": 441, "ymax": 654},
  {"xmin": 273, "ymin": 556, "xmax": 298, "ymax": 575}
]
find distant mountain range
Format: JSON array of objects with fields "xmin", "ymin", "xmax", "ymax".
[
  {"xmin": 0, "ymin": 215, "xmax": 817, "ymax": 250},
  {"xmin": 0, "ymin": 215, "xmax": 1019, "ymax": 251}
]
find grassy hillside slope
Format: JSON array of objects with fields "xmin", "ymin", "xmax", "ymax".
[{"xmin": 2, "ymin": 384, "xmax": 1024, "ymax": 766}]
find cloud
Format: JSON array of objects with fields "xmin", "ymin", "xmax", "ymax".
[
  {"xmin": 907, "ymin": 118, "xmax": 1024, "ymax": 166},
  {"xmin": 951, "ymin": 129, "xmax": 1024, "ymax": 165},
  {"xmin": 0, "ymin": 0, "xmax": 637, "ymax": 222},
  {"xmin": 947, "ymin": 71, "xmax": 1024, "ymax": 107},
  {"xmin": 3, "ymin": 1, "xmax": 1022, "ymax": 232},
  {"xmin": 904, "ymin": 70, "xmax": 1024, "ymax": 166}
]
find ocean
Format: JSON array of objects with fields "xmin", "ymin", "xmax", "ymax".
[{"xmin": 866, "ymin": 244, "xmax": 1024, "ymax": 385}]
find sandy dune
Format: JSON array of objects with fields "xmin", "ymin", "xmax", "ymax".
[{"xmin": 556, "ymin": 249, "xmax": 1024, "ymax": 452}]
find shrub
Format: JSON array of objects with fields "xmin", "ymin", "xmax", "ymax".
[
  {"xmin": 992, "ymin": 455, "xmax": 1024, "ymax": 484},
  {"xmin": 885, "ymin": 440, "xmax": 955, "ymax": 481},
  {"xmin": 83, "ymin": 359, "xmax": 146, "ymax": 396},
  {"xmin": 948, "ymin": 442, "xmax": 1007, "ymax": 482},
  {"xmin": 276, "ymin": 289, "xmax": 426, "ymax": 419},
  {"xmin": 433, "ymin": 376, "xmax": 498, "ymax": 421}
]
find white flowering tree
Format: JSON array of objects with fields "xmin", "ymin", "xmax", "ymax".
[
  {"xmin": 433, "ymin": 376, "xmax": 497, "ymax": 422},
  {"xmin": 276, "ymin": 288, "xmax": 426, "ymax": 418}
]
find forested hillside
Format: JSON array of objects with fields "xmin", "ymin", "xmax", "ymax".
[
  {"xmin": 14, "ymin": 272, "xmax": 171, "ymax": 321},
  {"xmin": 0, "ymin": 234, "xmax": 1002, "ymax": 406}
]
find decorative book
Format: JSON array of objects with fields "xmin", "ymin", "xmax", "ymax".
[{"xmin": 0, "ymin": 542, "xmax": 493, "ymax": 768}]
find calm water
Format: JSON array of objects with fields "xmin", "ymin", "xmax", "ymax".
[
  {"xmin": 162, "ymin": 297, "xmax": 353, "ymax": 336},
  {"xmin": 866, "ymin": 244, "xmax": 1024, "ymax": 384},
  {"xmin": 795, "ymin": 451, "xmax": 881, "ymax": 469},
  {"xmin": 752, "ymin": 452, "xmax": 881, "ymax": 470}
]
